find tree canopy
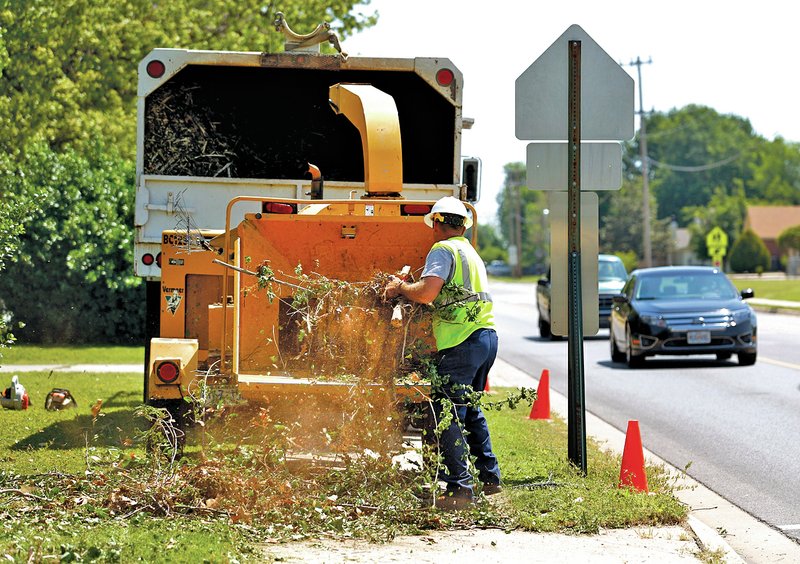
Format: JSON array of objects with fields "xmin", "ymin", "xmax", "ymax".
[
  {"xmin": 0, "ymin": 0, "xmax": 377, "ymax": 344},
  {"xmin": 0, "ymin": 0, "xmax": 377, "ymax": 160}
]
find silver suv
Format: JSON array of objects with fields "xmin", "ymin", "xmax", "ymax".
[{"xmin": 536, "ymin": 254, "xmax": 628, "ymax": 339}]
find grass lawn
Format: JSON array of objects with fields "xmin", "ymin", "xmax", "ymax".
[
  {"xmin": 0, "ymin": 345, "xmax": 144, "ymax": 365},
  {"xmin": 1, "ymin": 374, "xmax": 686, "ymax": 562},
  {"xmin": 732, "ymin": 278, "xmax": 800, "ymax": 302}
]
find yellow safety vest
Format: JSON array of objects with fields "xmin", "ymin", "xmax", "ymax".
[{"xmin": 431, "ymin": 237, "xmax": 495, "ymax": 350}]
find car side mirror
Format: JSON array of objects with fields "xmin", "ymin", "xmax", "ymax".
[
  {"xmin": 740, "ymin": 288, "xmax": 754, "ymax": 299},
  {"xmin": 612, "ymin": 294, "xmax": 627, "ymax": 304}
]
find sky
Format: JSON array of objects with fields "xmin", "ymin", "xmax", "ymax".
[{"xmin": 342, "ymin": 0, "xmax": 800, "ymax": 223}]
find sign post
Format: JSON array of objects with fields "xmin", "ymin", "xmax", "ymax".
[
  {"xmin": 516, "ymin": 25, "xmax": 634, "ymax": 473},
  {"xmin": 565, "ymin": 40, "xmax": 587, "ymax": 470},
  {"xmin": 706, "ymin": 226, "xmax": 728, "ymax": 268}
]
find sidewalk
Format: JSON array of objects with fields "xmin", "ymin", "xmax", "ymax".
[{"xmin": 747, "ymin": 297, "xmax": 800, "ymax": 314}]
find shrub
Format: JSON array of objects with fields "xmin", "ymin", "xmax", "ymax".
[
  {"xmin": 728, "ymin": 229, "xmax": 771, "ymax": 273},
  {"xmin": 0, "ymin": 142, "xmax": 143, "ymax": 344},
  {"xmin": 615, "ymin": 250, "xmax": 638, "ymax": 273},
  {"xmin": 777, "ymin": 225, "xmax": 800, "ymax": 252}
]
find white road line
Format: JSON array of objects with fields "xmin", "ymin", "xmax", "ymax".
[
  {"xmin": 778, "ymin": 524, "xmax": 800, "ymax": 531},
  {"xmin": 759, "ymin": 356, "xmax": 800, "ymax": 371}
]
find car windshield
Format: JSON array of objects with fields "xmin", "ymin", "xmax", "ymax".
[
  {"xmin": 635, "ymin": 272, "xmax": 739, "ymax": 300},
  {"xmin": 599, "ymin": 259, "xmax": 627, "ymax": 281}
]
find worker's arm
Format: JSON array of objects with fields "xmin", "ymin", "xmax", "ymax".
[{"xmin": 385, "ymin": 275, "xmax": 444, "ymax": 305}]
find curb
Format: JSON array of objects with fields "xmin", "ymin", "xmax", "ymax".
[{"xmin": 687, "ymin": 516, "xmax": 745, "ymax": 563}]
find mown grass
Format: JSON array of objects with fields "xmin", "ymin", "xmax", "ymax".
[
  {"xmin": 0, "ymin": 345, "xmax": 144, "ymax": 365},
  {"xmin": 732, "ymin": 278, "xmax": 800, "ymax": 302},
  {"xmin": 1, "ymin": 374, "xmax": 686, "ymax": 562},
  {"xmin": 485, "ymin": 392, "xmax": 686, "ymax": 532}
]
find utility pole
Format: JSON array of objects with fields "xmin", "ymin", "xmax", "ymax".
[{"xmin": 628, "ymin": 56, "xmax": 653, "ymax": 267}]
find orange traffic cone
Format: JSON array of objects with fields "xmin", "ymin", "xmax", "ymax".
[
  {"xmin": 619, "ymin": 420, "xmax": 649, "ymax": 493},
  {"xmin": 528, "ymin": 369, "xmax": 551, "ymax": 419}
]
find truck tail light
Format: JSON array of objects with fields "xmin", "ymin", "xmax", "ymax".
[
  {"xmin": 142, "ymin": 253, "xmax": 155, "ymax": 266},
  {"xmin": 146, "ymin": 60, "xmax": 166, "ymax": 79},
  {"xmin": 156, "ymin": 252, "xmax": 162, "ymax": 268},
  {"xmin": 262, "ymin": 202, "xmax": 297, "ymax": 214},
  {"xmin": 436, "ymin": 68, "xmax": 454, "ymax": 86},
  {"xmin": 155, "ymin": 360, "xmax": 181, "ymax": 384},
  {"xmin": 401, "ymin": 204, "xmax": 432, "ymax": 216}
]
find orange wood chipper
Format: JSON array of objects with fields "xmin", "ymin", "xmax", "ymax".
[{"xmin": 133, "ymin": 16, "xmax": 481, "ymax": 449}]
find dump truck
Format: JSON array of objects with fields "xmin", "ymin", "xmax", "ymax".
[{"xmin": 133, "ymin": 14, "xmax": 482, "ymax": 446}]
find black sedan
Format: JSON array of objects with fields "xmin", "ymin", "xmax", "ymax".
[{"xmin": 609, "ymin": 266, "xmax": 757, "ymax": 368}]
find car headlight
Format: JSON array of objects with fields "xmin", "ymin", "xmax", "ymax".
[
  {"xmin": 639, "ymin": 314, "xmax": 667, "ymax": 328},
  {"xmin": 731, "ymin": 308, "xmax": 753, "ymax": 325}
]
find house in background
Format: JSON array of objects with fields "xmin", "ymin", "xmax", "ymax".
[
  {"xmin": 670, "ymin": 226, "xmax": 705, "ymax": 266},
  {"xmin": 744, "ymin": 205, "xmax": 800, "ymax": 271}
]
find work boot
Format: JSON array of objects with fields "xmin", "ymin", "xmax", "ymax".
[
  {"xmin": 435, "ymin": 488, "xmax": 474, "ymax": 511},
  {"xmin": 481, "ymin": 482, "xmax": 503, "ymax": 496}
]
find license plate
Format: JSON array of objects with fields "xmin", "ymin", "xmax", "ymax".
[{"xmin": 687, "ymin": 331, "xmax": 711, "ymax": 345}]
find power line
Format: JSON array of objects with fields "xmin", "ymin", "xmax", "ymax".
[{"xmin": 648, "ymin": 152, "xmax": 743, "ymax": 172}]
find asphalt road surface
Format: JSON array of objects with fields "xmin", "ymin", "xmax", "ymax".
[{"xmin": 491, "ymin": 280, "xmax": 800, "ymax": 545}]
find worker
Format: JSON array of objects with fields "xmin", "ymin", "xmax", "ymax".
[{"xmin": 384, "ymin": 196, "xmax": 500, "ymax": 510}]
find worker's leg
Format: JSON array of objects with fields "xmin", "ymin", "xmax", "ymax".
[
  {"xmin": 465, "ymin": 329, "xmax": 500, "ymax": 485},
  {"xmin": 435, "ymin": 329, "xmax": 500, "ymax": 496},
  {"xmin": 435, "ymin": 338, "xmax": 481, "ymax": 498}
]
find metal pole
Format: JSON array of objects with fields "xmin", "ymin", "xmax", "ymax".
[{"xmin": 567, "ymin": 40, "xmax": 587, "ymax": 474}]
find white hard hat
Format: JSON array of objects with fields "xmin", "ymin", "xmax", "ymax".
[{"xmin": 423, "ymin": 196, "xmax": 473, "ymax": 229}]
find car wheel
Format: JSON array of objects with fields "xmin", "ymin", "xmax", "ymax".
[
  {"xmin": 538, "ymin": 316, "xmax": 552, "ymax": 339},
  {"xmin": 610, "ymin": 332, "xmax": 625, "ymax": 363},
  {"xmin": 716, "ymin": 352, "xmax": 732, "ymax": 361},
  {"xmin": 738, "ymin": 351, "xmax": 757, "ymax": 366},
  {"xmin": 626, "ymin": 326, "xmax": 645, "ymax": 368}
]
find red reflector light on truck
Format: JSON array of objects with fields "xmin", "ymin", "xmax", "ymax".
[
  {"xmin": 262, "ymin": 202, "xmax": 297, "ymax": 214},
  {"xmin": 146, "ymin": 60, "xmax": 166, "ymax": 79},
  {"xmin": 156, "ymin": 360, "xmax": 180, "ymax": 384},
  {"xmin": 401, "ymin": 204, "xmax": 432, "ymax": 216},
  {"xmin": 142, "ymin": 253, "xmax": 154, "ymax": 266},
  {"xmin": 436, "ymin": 68, "xmax": 454, "ymax": 86}
]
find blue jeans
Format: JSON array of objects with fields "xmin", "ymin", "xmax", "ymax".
[{"xmin": 434, "ymin": 328, "xmax": 500, "ymax": 496}]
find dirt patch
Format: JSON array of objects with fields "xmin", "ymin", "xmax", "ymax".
[{"xmin": 260, "ymin": 525, "xmax": 700, "ymax": 563}]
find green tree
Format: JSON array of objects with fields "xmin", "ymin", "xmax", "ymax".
[
  {"xmin": 0, "ymin": 0, "xmax": 377, "ymax": 160},
  {"xmin": 644, "ymin": 105, "xmax": 755, "ymax": 222},
  {"xmin": 475, "ymin": 222, "xmax": 506, "ymax": 264},
  {"xmin": 0, "ymin": 141, "xmax": 142, "ymax": 344},
  {"xmin": 748, "ymin": 137, "xmax": 800, "ymax": 204},
  {"xmin": 0, "ymin": 168, "xmax": 27, "ymax": 352},
  {"xmin": 728, "ymin": 229, "xmax": 770, "ymax": 273},
  {"xmin": 598, "ymin": 177, "xmax": 672, "ymax": 265},
  {"xmin": 777, "ymin": 224, "xmax": 800, "ymax": 251},
  {"xmin": 0, "ymin": 0, "xmax": 377, "ymax": 345}
]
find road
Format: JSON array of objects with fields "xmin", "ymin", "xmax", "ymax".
[{"xmin": 491, "ymin": 280, "xmax": 800, "ymax": 545}]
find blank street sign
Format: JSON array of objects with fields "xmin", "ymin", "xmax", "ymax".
[
  {"xmin": 515, "ymin": 24, "xmax": 634, "ymax": 141},
  {"xmin": 527, "ymin": 142, "xmax": 622, "ymax": 190},
  {"xmin": 549, "ymin": 191, "xmax": 599, "ymax": 336}
]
